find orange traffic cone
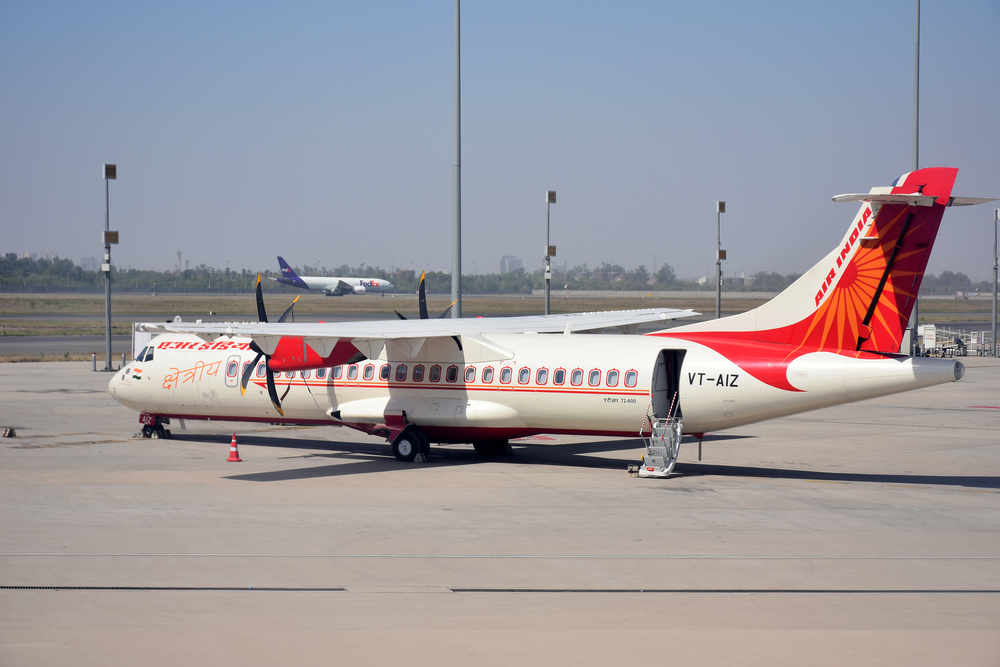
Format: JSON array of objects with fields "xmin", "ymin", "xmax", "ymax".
[{"xmin": 227, "ymin": 433, "xmax": 242, "ymax": 462}]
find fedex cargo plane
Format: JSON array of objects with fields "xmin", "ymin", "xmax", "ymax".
[
  {"xmin": 271, "ymin": 257, "xmax": 393, "ymax": 296},
  {"xmin": 114, "ymin": 168, "xmax": 994, "ymax": 475}
]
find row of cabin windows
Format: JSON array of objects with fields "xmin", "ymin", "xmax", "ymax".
[{"xmin": 242, "ymin": 360, "xmax": 637, "ymax": 388}]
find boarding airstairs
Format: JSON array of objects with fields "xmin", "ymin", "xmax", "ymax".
[{"xmin": 635, "ymin": 391, "xmax": 682, "ymax": 478}]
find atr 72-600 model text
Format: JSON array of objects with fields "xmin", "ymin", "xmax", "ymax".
[{"xmin": 111, "ymin": 168, "xmax": 994, "ymax": 474}]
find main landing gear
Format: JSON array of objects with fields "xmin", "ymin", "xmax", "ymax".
[
  {"xmin": 472, "ymin": 439, "xmax": 511, "ymax": 456},
  {"xmin": 392, "ymin": 429, "xmax": 430, "ymax": 462}
]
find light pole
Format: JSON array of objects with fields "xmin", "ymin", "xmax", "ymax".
[
  {"xmin": 910, "ymin": 0, "xmax": 921, "ymax": 355},
  {"xmin": 716, "ymin": 201, "xmax": 726, "ymax": 319},
  {"xmin": 544, "ymin": 190, "xmax": 556, "ymax": 315},
  {"xmin": 993, "ymin": 208, "xmax": 998, "ymax": 356},
  {"xmin": 102, "ymin": 164, "xmax": 119, "ymax": 371},
  {"xmin": 451, "ymin": 0, "xmax": 462, "ymax": 318}
]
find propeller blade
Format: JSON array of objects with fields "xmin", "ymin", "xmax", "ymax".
[
  {"xmin": 277, "ymin": 295, "xmax": 300, "ymax": 323},
  {"xmin": 418, "ymin": 271, "xmax": 428, "ymax": 320},
  {"xmin": 265, "ymin": 365, "xmax": 284, "ymax": 416},
  {"xmin": 437, "ymin": 300, "xmax": 457, "ymax": 319},
  {"xmin": 394, "ymin": 310, "xmax": 407, "ymax": 320},
  {"xmin": 255, "ymin": 274, "xmax": 268, "ymax": 323},
  {"xmin": 240, "ymin": 351, "xmax": 265, "ymax": 396}
]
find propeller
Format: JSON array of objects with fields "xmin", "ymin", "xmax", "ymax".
[
  {"xmin": 239, "ymin": 274, "xmax": 289, "ymax": 416},
  {"xmin": 394, "ymin": 271, "xmax": 456, "ymax": 320}
]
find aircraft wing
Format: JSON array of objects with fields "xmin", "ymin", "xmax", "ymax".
[
  {"xmin": 141, "ymin": 307, "xmax": 696, "ymax": 339},
  {"xmin": 139, "ymin": 308, "xmax": 698, "ymax": 362}
]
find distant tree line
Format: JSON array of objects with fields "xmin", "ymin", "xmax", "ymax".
[{"xmin": 0, "ymin": 253, "xmax": 994, "ymax": 296}]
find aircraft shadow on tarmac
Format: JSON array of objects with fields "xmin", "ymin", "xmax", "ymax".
[{"xmin": 171, "ymin": 433, "xmax": 999, "ymax": 490}]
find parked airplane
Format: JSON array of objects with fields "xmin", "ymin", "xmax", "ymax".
[
  {"xmin": 111, "ymin": 168, "xmax": 993, "ymax": 474},
  {"xmin": 272, "ymin": 256, "xmax": 394, "ymax": 296}
]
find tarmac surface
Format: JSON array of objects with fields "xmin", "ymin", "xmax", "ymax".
[{"xmin": 1, "ymin": 360, "xmax": 998, "ymax": 666}]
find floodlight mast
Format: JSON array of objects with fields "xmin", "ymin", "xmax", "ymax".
[
  {"xmin": 910, "ymin": 0, "xmax": 921, "ymax": 355},
  {"xmin": 451, "ymin": 0, "xmax": 462, "ymax": 318},
  {"xmin": 544, "ymin": 190, "xmax": 556, "ymax": 315},
  {"xmin": 102, "ymin": 164, "xmax": 117, "ymax": 371},
  {"xmin": 716, "ymin": 201, "xmax": 726, "ymax": 319},
  {"xmin": 993, "ymin": 208, "xmax": 998, "ymax": 357}
]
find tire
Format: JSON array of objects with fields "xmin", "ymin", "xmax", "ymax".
[
  {"xmin": 141, "ymin": 425, "xmax": 152, "ymax": 439},
  {"xmin": 412, "ymin": 430, "xmax": 430, "ymax": 455},
  {"xmin": 473, "ymin": 440, "xmax": 492, "ymax": 455},
  {"xmin": 392, "ymin": 433, "xmax": 419, "ymax": 462},
  {"xmin": 150, "ymin": 426, "xmax": 162, "ymax": 439}
]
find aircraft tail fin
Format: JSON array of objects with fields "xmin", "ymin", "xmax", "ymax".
[
  {"xmin": 276, "ymin": 257, "xmax": 308, "ymax": 289},
  {"xmin": 670, "ymin": 167, "xmax": 976, "ymax": 354}
]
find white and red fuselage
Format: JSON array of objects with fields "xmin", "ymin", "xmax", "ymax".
[{"xmin": 110, "ymin": 330, "xmax": 963, "ymax": 443}]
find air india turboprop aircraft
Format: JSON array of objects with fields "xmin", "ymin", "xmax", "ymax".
[
  {"xmin": 110, "ymin": 168, "xmax": 994, "ymax": 475},
  {"xmin": 272, "ymin": 256, "xmax": 394, "ymax": 296}
]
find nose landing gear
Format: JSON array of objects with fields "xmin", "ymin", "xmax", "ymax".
[{"xmin": 138, "ymin": 414, "xmax": 171, "ymax": 439}]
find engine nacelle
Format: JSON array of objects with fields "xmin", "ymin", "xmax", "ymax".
[{"xmin": 352, "ymin": 285, "xmax": 366, "ymax": 294}]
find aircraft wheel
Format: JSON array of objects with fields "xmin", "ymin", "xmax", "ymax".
[
  {"xmin": 150, "ymin": 425, "xmax": 163, "ymax": 439},
  {"xmin": 412, "ymin": 430, "xmax": 430, "ymax": 456},
  {"xmin": 472, "ymin": 440, "xmax": 492, "ymax": 455},
  {"xmin": 392, "ymin": 432, "xmax": 419, "ymax": 462},
  {"xmin": 141, "ymin": 425, "xmax": 152, "ymax": 439}
]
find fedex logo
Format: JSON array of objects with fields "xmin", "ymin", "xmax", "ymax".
[
  {"xmin": 360, "ymin": 280, "xmax": 380, "ymax": 288},
  {"xmin": 815, "ymin": 207, "xmax": 872, "ymax": 306}
]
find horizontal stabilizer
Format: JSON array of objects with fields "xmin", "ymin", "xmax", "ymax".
[{"xmin": 833, "ymin": 193, "xmax": 997, "ymax": 207}]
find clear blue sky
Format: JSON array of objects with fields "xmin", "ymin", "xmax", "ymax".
[{"xmin": 2, "ymin": 1, "xmax": 998, "ymax": 280}]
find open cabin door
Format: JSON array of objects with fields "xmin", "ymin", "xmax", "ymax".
[
  {"xmin": 640, "ymin": 349, "xmax": 686, "ymax": 479},
  {"xmin": 651, "ymin": 349, "xmax": 685, "ymax": 420}
]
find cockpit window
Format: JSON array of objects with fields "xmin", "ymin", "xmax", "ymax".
[
  {"xmin": 144, "ymin": 348, "xmax": 154, "ymax": 362},
  {"xmin": 135, "ymin": 347, "xmax": 148, "ymax": 362}
]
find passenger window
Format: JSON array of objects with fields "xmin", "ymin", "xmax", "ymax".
[
  {"xmin": 413, "ymin": 365, "xmax": 425, "ymax": 382},
  {"xmin": 284, "ymin": 371, "xmax": 295, "ymax": 380},
  {"xmin": 429, "ymin": 365, "xmax": 442, "ymax": 382},
  {"xmin": 380, "ymin": 364, "xmax": 390, "ymax": 381},
  {"xmin": 500, "ymin": 367, "xmax": 512, "ymax": 384},
  {"xmin": 227, "ymin": 360, "xmax": 239, "ymax": 377},
  {"xmin": 482, "ymin": 367, "xmax": 494, "ymax": 383},
  {"xmin": 606, "ymin": 370, "xmax": 619, "ymax": 387},
  {"xmin": 301, "ymin": 370, "xmax": 311, "ymax": 379},
  {"xmin": 347, "ymin": 365, "xmax": 358, "ymax": 380},
  {"xmin": 446, "ymin": 365, "xmax": 459, "ymax": 382},
  {"xmin": 256, "ymin": 362, "xmax": 267, "ymax": 378},
  {"xmin": 364, "ymin": 365, "xmax": 375, "ymax": 380},
  {"xmin": 535, "ymin": 368, "xmax": 548, "ymax": 385},
  {"xmin": 316, "ymin": 368, "xmax": 327, "ymax": 379},
  {"xmin": 396, "ymin": 365, "xmax": 407, "ymax": 381},
  {"xmin": 242, "ymin": 361, "xmax": 252, "ymax": 378},
  {"xmin": 589, "ymin": 370, "xmax": 601, "ymax": 386},
  {"xmin": 553, "ymin": 368, "xmax": 565, "ymax": 385},
  {"xmin": 571, "ymin": 369, "xmax": 583, "ymax": 386},
  {"xmin": 465, "ymin": 366, "xmax": 476, "ymax": 383},
  {"xmin": 518, "ymin": 368, "xmax": 530, "ymax": 384},
  {"xmin": 333, "ymin": 366, "xmax": 343, "ymax": 379},
  {"xmin": 625, "ymin": 370, "xmax": 637, "ymax": 387}
]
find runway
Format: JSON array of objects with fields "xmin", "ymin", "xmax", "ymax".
[{"xmin": 1, "ymin": 360, "xmax": 998, "ymax": 665}]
